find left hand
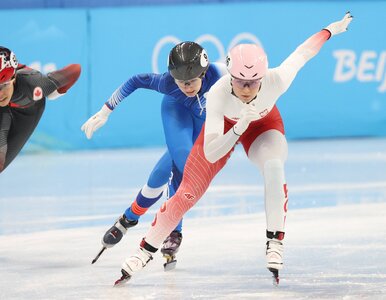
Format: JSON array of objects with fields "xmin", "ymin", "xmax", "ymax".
[
  {"xmin": 81, "ymin": 105, "xmax": 112, "ymax": 139},
  {"xmin": 324, "ymin": 12, "xmax": 353, "ymax": 37},
  {"xmin": 233, "ymin": 104, "xmax": 261, "ymax": 135}
]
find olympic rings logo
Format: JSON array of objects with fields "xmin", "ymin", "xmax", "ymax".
[{"xmin": 152, "ymin": 33, "xmax": 264, "ymax": 73}]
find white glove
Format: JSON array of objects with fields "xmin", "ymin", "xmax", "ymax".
[
  {"xmin": 81, "ymin": 104, "xmax": 112, "ymax": 139},
  {"xmin": 324, "ymin": 12, "xmax": 353, "ymax": 38},
  {"xmin": 233, "ymin": 103, "xmax": 261, "ymax": 135}
]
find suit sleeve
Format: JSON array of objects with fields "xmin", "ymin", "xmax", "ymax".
[
  {"xmin": 104, "ymin": 73, "xmax": 168, "ymax": 110},
  {"xmin": 203, "ymin": 81, "xmax": 240, "ymax": 163},
  {"xmin": 46, "ymin": 64, "xmax": 81, "ymax": 99},
  {"xmin": 274, "ymin": 30, "xmax": 330, "ymax": 92}
]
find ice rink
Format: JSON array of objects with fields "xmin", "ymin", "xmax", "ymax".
[{"xmin": 1, "ymin": 138, "xmax": 386, "ymax": 299}]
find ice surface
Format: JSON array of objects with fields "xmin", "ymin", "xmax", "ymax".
[{"xmin": 1, "ymin": 138, "xmax": 386, "ymax": 299}]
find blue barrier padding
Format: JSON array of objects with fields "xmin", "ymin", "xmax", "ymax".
[{"xmin": 1, "ymin": 1, "xmax": 385, "ymax": 151}]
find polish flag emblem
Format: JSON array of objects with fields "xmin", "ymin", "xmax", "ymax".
[
  {"xmin": 184, "ymin": 193, "xmax": 195, "ymax": 201},
  {"xmin": 33, "ymin": 87, "xmax": 43, "ymax": 101}
]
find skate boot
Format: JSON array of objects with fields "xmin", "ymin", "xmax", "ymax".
[
  {"xmin": 266, "ymin": 231, "xmax": 284, "ymax": 285},
  {"xmin": 102, "ymin": 214, "xmax": 138, "ymax": 248},
  {"xmin": 114, "ymin": 247, "xmax": 153, "ymax": 286},
  {"xmin": 91, "ymin": 215, "xmax": 139, "ymax": 264},
  {"xmin": 160, "ymin": 230, "xmax": 183, "ymax": 271}
]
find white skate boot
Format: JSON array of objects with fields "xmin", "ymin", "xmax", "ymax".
[
  {"xmin": 266, "ymin": 230, "xmax": 285, "ymax": 285},
  {"xmin": 114, "ymin": 247, "xmax": 153, "ymax": 286},
  {"xmin": 266, "ymin": 239, "xmax": 283, "ymax": 269}
]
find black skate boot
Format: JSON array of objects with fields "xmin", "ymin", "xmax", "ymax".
[
  {"xmin": 160, "ymin": 230, "xmax": 183, "ymax": 271},
  {"xmin": 92, "ymin": 215, "xmax": 138, "ymax": 264},
  {"xmin": 102, "ymin": 214, "xmax": 138, "ymax": 248}
]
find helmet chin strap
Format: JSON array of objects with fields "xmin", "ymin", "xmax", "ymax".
[
  {"xmin": 246, "ymin": 96, "xmax": 257, "ymax": 104},
  {"xmin": 196, "ymin": 94, "xmax": 204, "ymax": 116}
]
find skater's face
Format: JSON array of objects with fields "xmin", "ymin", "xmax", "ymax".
[
  {"xmin": 0, "ymin": 79, "xmax": 14, "ymax": 107},
  {"xmin": 175, "ymin": 77, "xmax": 202, "ymax": 97},
  {"xmin": 231, "ymin": 77, "xmax": 262, "ymax": 103}
]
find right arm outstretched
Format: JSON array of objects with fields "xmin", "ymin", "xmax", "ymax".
[{"xmin": 276, "ymin": 12, "xmax": 353, "ymax": 92}]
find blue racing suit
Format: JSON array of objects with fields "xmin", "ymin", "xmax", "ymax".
[{"xmin": 105, "ymin": 63, "xmax": 226, "ymax": 231}]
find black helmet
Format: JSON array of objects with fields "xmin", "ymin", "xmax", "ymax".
[{"xmin": 168, "ymin": 42, "xmax": 209, "ymax": 81}]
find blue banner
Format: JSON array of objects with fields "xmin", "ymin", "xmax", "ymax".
[{"xmin": 1, "ymin": 1, "xmax": 385, "ymax": 151}]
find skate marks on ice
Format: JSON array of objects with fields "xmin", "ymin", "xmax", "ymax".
[
  {"xmin": 0, "ymin": 138, "xmax": 386, "ymax": 298},
  {"xmin": 1, "ymin": 203, "xmax": 386, "ymax": 299},
  {"xmin": 1, "ymin": 178, "xmax": 385, "ymax": 235},
  {"xmin": 1, "ymin": 138, "xmax": 386, "ymax": 236}
]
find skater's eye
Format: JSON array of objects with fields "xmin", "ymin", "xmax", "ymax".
[
  {"xmin": 0, "ymin": 81, "xmax": 12, "ymax": 91},
  {"xmin": 175, "ymin": 78, "xmax": 200, "ymax": 86},
  {"xmin": 231, "ymin": 77, "xmax": 262, "ymax": 89}
]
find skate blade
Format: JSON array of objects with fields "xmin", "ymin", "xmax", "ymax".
[
  {"xmin": 114, "ymin": 270, "xmax": 131, "ymax": 287},
  {"xmin": 163, "ymin": 254, "xmax": 177, "ymax": 271},
  {"xmin": 91, "ymin": 247, "xmax": 107, "ymax": 264},
  {"xmin": 163, "ymin": 260, "xmax": 177, "ymax": 271},
  {"xmin": 268, "ymin": 268, "xmax": 279, "ymax": 286}
]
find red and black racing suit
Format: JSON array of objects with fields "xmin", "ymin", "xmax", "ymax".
[{"xmin": 0, "ymin": 64, "xmax": 80, "ymax": 173}]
